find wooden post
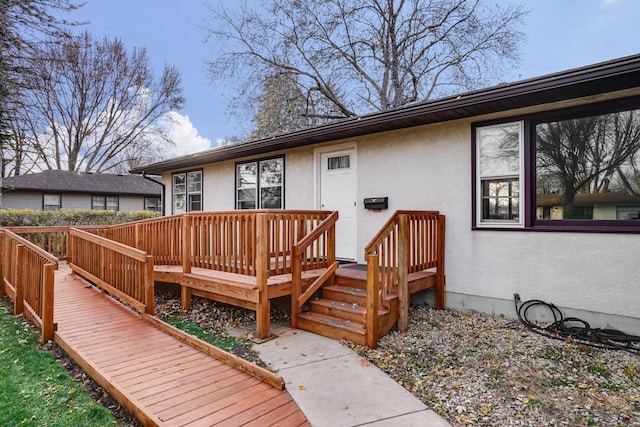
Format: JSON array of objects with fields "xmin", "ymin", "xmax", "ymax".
[
  {"xmin": 41, "ymin": 263, "xmax": 55, "ymax": 342},
  {"xmin": 327, "ymin": 216, "xmax": 336, "ymax": 286},
  {"xmin": 397, "ymin": 214, "xmax": 409, "ymax": 332},
  {"xmin": 144, "ymin": 255, "xmax": 155, "ymax": 315},
  {"xmin": 68, "ymin": 230, "xmax": 75, "ymax": 266},
  {"xmin": 14, "ymin": 244, "xmax": 24, "ymax": 315},
  {"xmin": 182, "ymin": 214, "xmax": 192, "ymax": 274},
  {"xmin": 365, "ymin": 253, "xmax": 379, "ymax": 349},
  {"xmin": 255, "ymin": 213, "xmax": 270, "ymax": 339},
  {"xmin": 290, "ymin": 251, "xmax": 301, "ymax": 329},
  {"xmin": 436, "ymin": 214, "xmax": 446, "ymax": 310}
]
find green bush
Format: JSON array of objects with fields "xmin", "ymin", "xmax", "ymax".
[{"xmin": 0, "ymin": 209, "xmax": 160, "ymax": 227}]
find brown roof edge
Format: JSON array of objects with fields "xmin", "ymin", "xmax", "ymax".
[{"xmin": 131, "ymin": 53, "xmax": 640, "ymax": 175}]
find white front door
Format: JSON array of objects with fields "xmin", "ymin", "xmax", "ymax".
[{"xmin": 320, "ymin": 149, "xmax": 357, "ymax": 260}]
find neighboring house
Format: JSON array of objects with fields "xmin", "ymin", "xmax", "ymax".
[
  {"xmin": 132, "ymin": 54, "xmax": 640, "ymax": 331},
  {"xmin": 1, "ymin": 170, "xmax": 162, "ymax": 213}
]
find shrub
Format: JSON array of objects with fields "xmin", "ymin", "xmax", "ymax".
[{"xmin": 0, "ymin": 209, "xmax": 160, "ymax": 227}]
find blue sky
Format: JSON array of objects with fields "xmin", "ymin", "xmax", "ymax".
[{"xmin": 73, "ymin": 0, "xmax": 640, "ymax": 156}]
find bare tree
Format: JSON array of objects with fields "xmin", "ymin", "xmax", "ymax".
[
  {"xmin": 13, "ymin": 31, "xmax": 184, "ymax": 174},
  {"xmin": 250, "ymin": 72, "xmax": 341, "ymax": 139},
  {"xmin": 205, "ymin": 0, "xmax": 527, "ymax": 130},
  {"xmin": 0, "ymin": 0, "xmax": 80, "ymax": 176}
]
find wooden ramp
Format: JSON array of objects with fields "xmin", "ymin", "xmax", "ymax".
[{"xmin": 53, "ymin": 265, "xmax": 309, "ymax": 427}]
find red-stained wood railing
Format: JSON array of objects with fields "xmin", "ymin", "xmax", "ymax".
[
  {"xmin": 182, "ymin": 210, "xmax": 334, "ymax": 276},
  {"xmin": 0, "ymin": 229, "xmax": 58, "ymax": 342},
  {"xmin": 68, "ymin": 227, "xmax": 154, "ymax": 314},
  {"xmin": 104, "ymin": 214, "xmax": 184, "ymax": 266},
  {"xmin": 8, "ymin": 226, "xmax": 107, "ymax": 260},
  {"xmin": 268, "ymin": 210, "xmax": 334, "ymax": 275},
  {"xmin": 187, "ymin": 212, "xmax": 257, "ymax": 275},
  {"xmin": 290, "ymin": 211, "xmax": 338, "ymax": 328},
  {"xmin": 364, "ymin": 211, "xmax": 445, "ymax": 334}
]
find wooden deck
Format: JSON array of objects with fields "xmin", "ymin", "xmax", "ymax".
[{"xmin": 53, "ymin": 265, "xmax": 309, "ymax": 427}]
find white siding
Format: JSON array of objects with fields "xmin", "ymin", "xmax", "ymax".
[{"xmin": 1, "ymin": 192, "xmax": 42, "ymax": 210}]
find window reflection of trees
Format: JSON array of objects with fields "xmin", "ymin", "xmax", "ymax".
[{"xmin": 535, "ymin": 109, "xmax": 640, "ymax": 219}]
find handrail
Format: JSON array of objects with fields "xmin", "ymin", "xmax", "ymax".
[
  {"xmin": 364, "ymin": 210, "xmax": 440, "ymax": 254},
  {"xmin": 294, "ymin": 212, "xmax": 339, "ymax": 256},
  {"xmin": 3, "ymin": 229, "xmax": 59, "ymax": 264},
  {"xmin": 0, "ymin": 229, "xmax": 58, "ymax": 342},
  {"xmin": 68, "ymin": 227, "xmax": 154, "ymax": 314},
  {"xmin": 364, "ymin": 210, "xmax": 445, "ymax": 337},
  {"xmin": 70, "ymin": 228, "xmax": 149, "ymax": 261},
  {"xmin": 290, "ymin": 211, "xmax": 338, "ymax": 327},
  {"xmin": 8, "ymin": 225, "xmax": 109, "ymax": 260}
]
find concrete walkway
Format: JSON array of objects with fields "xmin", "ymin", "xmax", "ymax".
[{"xmin": 251, "ymin": 324, "xmax": 451, "ymax": 427}]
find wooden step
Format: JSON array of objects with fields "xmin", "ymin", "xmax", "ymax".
[
  {"xmin": 335, "ymin": 272, "xmax": 367, "ymax": 289},
  {"xmin": 296, "ymin": 312, "xmax": 366, "ymax": 345},
  {"xmin": 309, "ymin": 298, "xmax": 390, "ymax": 322},
  {"xmin": 322, "ymin": 285, "xmax": 367, "ymax": 305}
]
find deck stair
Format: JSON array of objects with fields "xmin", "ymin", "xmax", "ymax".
[{"xmin": 295, "ymin": 271, "xmax": 399, "ymax": 346}]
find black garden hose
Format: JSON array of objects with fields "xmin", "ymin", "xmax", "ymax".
[{"xmin": 514, "ymin": 297, "xmax": 640, "ymax": 356}]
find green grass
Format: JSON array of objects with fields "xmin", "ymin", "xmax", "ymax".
[
  {"xmin": 0, "ymin": 301, "xmax": 116, "ymax": 427},
  {"xmin": 164, "ymin": 316, "xmax": 240, "ymax": 350}
]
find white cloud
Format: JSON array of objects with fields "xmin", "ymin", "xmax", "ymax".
[{"xmin": 157, "ymin": 111, "xmax": 213, "ymax": 158}]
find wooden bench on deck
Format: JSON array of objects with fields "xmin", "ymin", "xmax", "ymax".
[{"xmin": 154, "ymin": 264, "xmax": 327, "ymax": 311}]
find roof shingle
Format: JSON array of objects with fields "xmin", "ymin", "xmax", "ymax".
[{"xmin": 2, "ymin": 171, "xmax": 161, "ymax": 196}]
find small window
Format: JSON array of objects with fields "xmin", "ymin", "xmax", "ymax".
[
  {"xmin": 92, "ymin": 195, "xmax": 118, "ymax": 211},
  {"xmin": 145, "ymin": 197, "xmax": 161, "ymax": 212},
  {"xmin": 327, "ymin": 155, "xmax": 350, "ymax": 170},
  {"xmin": 43, "ymin": 194, "xmax": 61, "ymax": 211},
  {"xmin": 476, "ymin": 122, "xmax": 523, "ymax": 227},
  {"xmin": 236, "ymin": 157, "xmax": 284, "ymax": 209},
  {"xmin": 172, "ymin": 170, "xmax": 202, "ymax": 213}
]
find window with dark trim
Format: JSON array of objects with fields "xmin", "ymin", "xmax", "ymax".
[
  {"xmin": 473, "ymin": 96, "xmax": 640, "ymax": 232},
  {"xmin": 172, "ymin": 170, "xmax": 202, "ymax": 213},
  {"xmin": 145, "ymin": 197, "xmax": 161, "ymax": 212},
  {"xmin": 92, "ymin": 195, "xmax": 119, "ymax": 211},
  {"xmin": 43, "ymin": 194, "xmax": 61, "ymax": 211},
  {"xmin": 236, "ymin": 157, "xmax": 284, "ymax": 209}
]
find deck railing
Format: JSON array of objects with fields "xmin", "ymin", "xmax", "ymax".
[
  {"xmin": 290, "ymin": 211, "xmax": 339, "ymax": 327},
  {"xmin": 103, "ymin": 215, "xmax": 184, "ymax": 266},
  {"xmin": 0, "ymin": 229, "xmax": 58, "ymax": 341},
  {"xmin": 364, "ymin": 210, "xmax": 445, "ymax": 332},
  {"xmin": 68, "ymin": 228, "xmax": 154, "ymax": 314},
  {"xmin": 8, "ymin": 225, "xmax": 107, "ymax": 260}
]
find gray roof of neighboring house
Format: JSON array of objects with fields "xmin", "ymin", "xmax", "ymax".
[
  {"xmin": 2, "ymin": 170, "xmax": 162, "ymax": 196},
  {"xmin": 537, "ymin": 192, "xmax": 640, "ymax": 207},
  {"xmin": 130, "ymin": 53, "xmax": 640, "ymax": 175}
]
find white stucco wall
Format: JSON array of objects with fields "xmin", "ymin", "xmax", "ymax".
[{"xmin": 159, "ymin": 90, "xmax": 640, "ymax": 327}]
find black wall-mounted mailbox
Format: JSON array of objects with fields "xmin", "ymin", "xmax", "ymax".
[{"xmin": 363, "ymin": 197, "xmax": 388, "ymax": 210}]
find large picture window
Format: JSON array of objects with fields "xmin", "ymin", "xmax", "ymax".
[
  {"xmin": 473, "ymin": 97, "xmax": 640, "ymax": 232},
  {"xmin": 172, "ymin": 170, "xmax": 202, "ymax": 213},
  {"xmin": 236, "ymin": 157, "xmax": 284, "ymax": 209}
]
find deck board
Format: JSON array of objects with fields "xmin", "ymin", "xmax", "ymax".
[{"xmin": 53, "ymin": 264, "xmax": 309, "ymax": 426}]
